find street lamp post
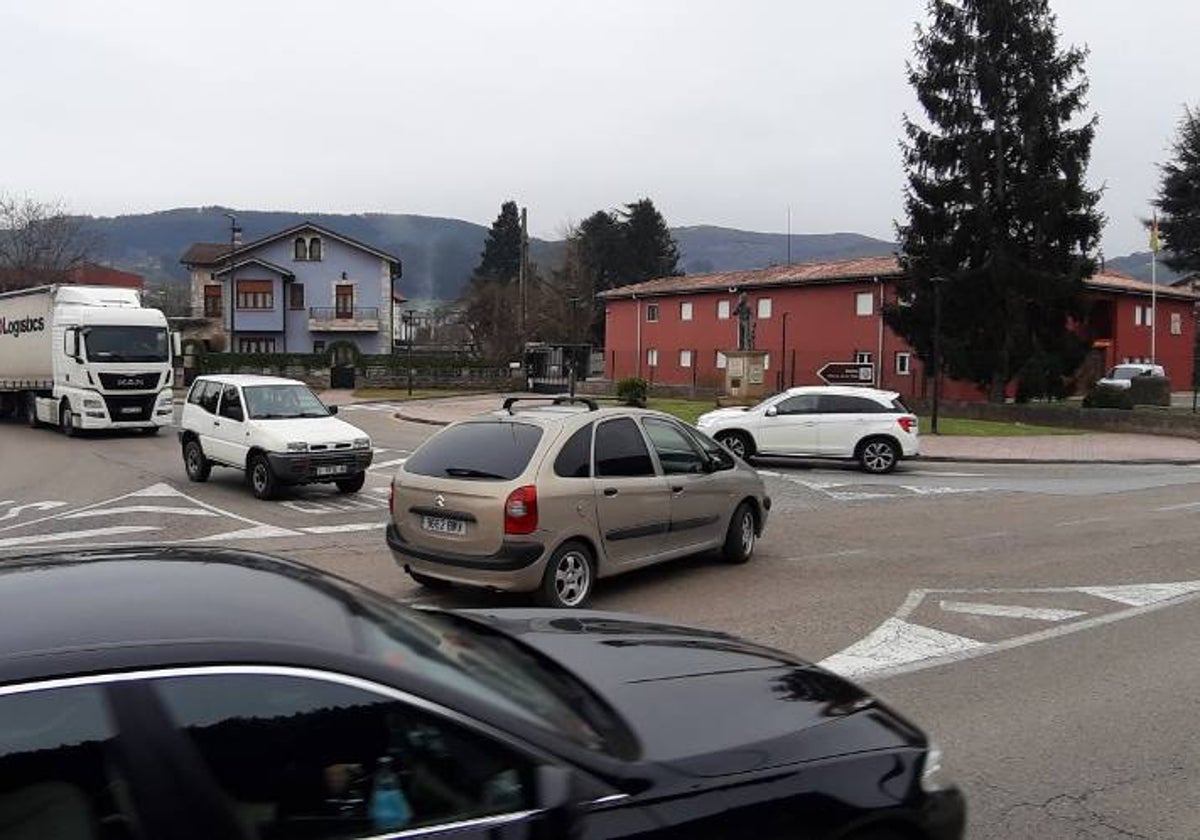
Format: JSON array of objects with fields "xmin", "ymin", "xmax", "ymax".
[
  {"xmin": 930, "ymin": 276, "xmax": 949, "ymax": 435},
  {"xmin": 403, "ymin": 309, "xmax": 417, "ymax": 396},
  {"xmin": 223, "ymin": 213, "xmax": 242, "ymax": 358}
]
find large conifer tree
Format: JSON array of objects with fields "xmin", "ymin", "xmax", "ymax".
[
  {"xmin": 1156, "ymin": 106, "xmax": 1200, "ymax": 275},
  {"xmin": 471, "ymin": 200, "xmax": 522, "ymax": 285},
  {"xmin": 886, "ymin": 0, "xmax": 1104, "ymax": 401}
]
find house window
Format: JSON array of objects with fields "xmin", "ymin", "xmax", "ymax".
[
  {"xmin": 1171, "ymin": 312, "xmax": 1183, "ymax": 335},
  {"xmin": 203, "ymin": 284, "xmax": 223, "ymax": 317},
  {"xmin": 679, "ymin": 349, "xmax": 693, "ymax": 368},
  {"xmin": 308, "ymin": 237, "xmax": 322, "ymax": 261},
  {"xmin": 680, "ymin": 301, "xmax": 693, "ymax": 321},
  {"xmin": 646, "ymin": 303, "xmax": 659, "ymax": 323},
  {"xmin": 647, "ymin": 348, "xmax": 658, "ymax": 367},
  {"xmin": 293, "ymin": 237, "xmax": 307, "ymax": 261},
  {"xmin": 335, "ymin": 284, "xmax": 354, "ymax": 318},
  {"xmin": 717, "ymin": 300, "xmax": 730, "ymax": 320},
  {"xmin": 763, "ymin": 353, "xmax": 770, "ymax": 370},
  {"xmin": 1135, "ymin": 305, "xmax": 1153, "ymax": 326},
  {"xmin": 288, "ymin": 284, "xmax": 305, "ymax": 311},
  {"xmin": 757, "ymin": 298, "xmax": 772, "ymax": 319},
  {"xmin": 236, "ymin": 280, "xmax": 274, "ymax": 310},
  {"xmin": 716, "ymin": 351, "xmax": 727, "ymax": 369},
  {"xmin": 855, "ymin": 351, "xmax": 873, "ymax": 364},
  {"xmin": 856, "ymin": 291, "xmax": 874, "ymax": 316},
  {"xmin": 896, "ymin": 351, "xmax": 912, "ymax": 375},
  {"xmin": 238, "ymin": 337, "xmax": 276, "ymax": 354}
]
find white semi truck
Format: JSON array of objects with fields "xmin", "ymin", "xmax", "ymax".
[{"xmin": 0, "ymin": 285, "xmax": 180, "ymax": 435}]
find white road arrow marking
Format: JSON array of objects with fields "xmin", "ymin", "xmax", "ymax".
[
  {"xmin": 370, "ymin": 458, "xmax": 407, "ymax": 471},
  {"xmin": 176, "ymin": 524, "xmax": 297, "ymax": 542},
  {"xmin": 0, "ymin": 526, "xmax": 160, "ymax": 549},
  {"xmin": 939, "ymin": 600, "xmax": 1086, "ymax": 622},
  {"xmin": 0, "ymin": 501, "xmax": 68, "ymax": 523},
  {"xmin": 820, "ymin": 618, "xmax": 986, "ymax": 679},
  {"xmin": 128, "ymin": 483, "xmax": 188, "ymax": 498},
  {"xmin": 300, "ymin": 522, "xmax": 385, "ymax": 534},
  {"xmin": 62, "ymin": 506, "xmax": 218, "ymax": 519},
  {"xmin": 1077, "ymin": 582, "xmax": 1200, "ymax": 607}
]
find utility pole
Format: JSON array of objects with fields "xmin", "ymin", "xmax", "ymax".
[
  {"xmin": 223, "ymin": 212, "xmax": 241, "ymax": 357},
  {"xmin": 518, "ymin": 207, "xmax": 528, "ymax": 347}
]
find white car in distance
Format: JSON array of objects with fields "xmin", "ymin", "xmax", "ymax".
[
  {"xmin": 696, "ymin": 386, "xmax": 919, "ymax": 474},
  {"xmin": 1096, "ymin": 363, "xmax": 1165, "ymax": 390},
  {"xmin": 179, "ymin": 375, "xmax": 373, "ymax": 499}
]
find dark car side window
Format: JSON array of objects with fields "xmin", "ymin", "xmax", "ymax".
[
  {"xmin": 775, "ymin": 394, "xmax": 820, "ymax": 415},
  {"xmin": 218, "ymin": 385, "xmax": 243, "ymax": 421},
  {"xmin": 189, "ymin": 380, "xmax": 221, "ymax": 414},
  {"xmin": 0, "ymin": 686, "xmax": 128, "ymax": 839},
  {"xmin": 595, "ymin": 417, "xmax": 655, "ymax": 478},
  {"xmin": 642, "ymin": 418, "xmax": 706, "ymax": 475},
  {"xmin": 817, "ymin": 394, "xmax": 887, "ymax": 414},
  {"xmin": 152, "ymin": 673, "xmax": 535, "ymax": 839},
  {"xmin": 553, "ymin": 423, "xmax": 594, "ymax": 478}
]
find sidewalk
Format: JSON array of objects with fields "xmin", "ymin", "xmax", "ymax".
[{"xmin": 384, "ymin": 394, "xmax": 1200, "ymax": 465}]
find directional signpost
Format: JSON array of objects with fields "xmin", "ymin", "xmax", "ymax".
[{"xmin": 817, "ymin": 361, "xmax": 875, "ymax": 385}]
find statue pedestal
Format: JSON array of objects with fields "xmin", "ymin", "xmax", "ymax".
[{"xmin": 723, "ymin": 350, "xmax": 769, "ymax": 400}]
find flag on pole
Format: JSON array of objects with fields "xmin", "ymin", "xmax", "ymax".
[{"xmin": 1150, "ymin": 213, "xmax": 1161, "ymax": 252}]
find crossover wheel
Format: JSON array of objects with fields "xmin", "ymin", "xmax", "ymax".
[
  {"xmin": 858, "ymin": 438, "xmax": 899, "ymax": 474},
  {"xmin": 249, "ymin": 454, "xmax": 278, "ymax": 500},
  {"xmin": 335, "ymin": 472, "xmax": 366, "ymax": 494},
  {"xmin": 59, "ymin": 403, "xmax": 77, "ymax": 438},
  {"xmin": 722, "ymin": 502, "xmax": 757, "ymax": 564},
  {"xmin": 715, "ymin": 430, "xmax": 753, "ymax": 460},
  {"xmin": 538, "ymin": 541, "xmax": 595, "ymax": 609},
  {"xmin": 183, "ymin": 439, "xmax": 211, "ymax": 482}
]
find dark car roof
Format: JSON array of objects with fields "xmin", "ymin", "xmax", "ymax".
[{"xmin": 0, "ymin": 547, "xmax": 363, "ymax": 668}]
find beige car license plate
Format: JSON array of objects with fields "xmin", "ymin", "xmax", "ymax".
[{"xmin": 421, "ymin": 515, "xmax": 466, "ymax": 536}]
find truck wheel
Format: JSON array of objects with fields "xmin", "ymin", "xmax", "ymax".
[
  {"xmin": 59, "ymin": 403, "xmax": 78, "ymax": 438},
  {"xmin": 25, "ymin": 395, "xmax": 40, "ymax": 429},
  {"xmin": 183, "ymin": 440, "xmax": 211, "ymax": 482},
  {"xmin": 335, "ymin": 473, "xmax": 366, "ymax": 494},
  {"xmin": 248, "ymin": 454, "xmax": 278, "ymax": 500}
]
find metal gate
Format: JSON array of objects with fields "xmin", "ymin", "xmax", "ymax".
[
  {"xmin": 524, "ymin": 343, "xmax": 591, "ymax": 394},
  {"xmin": 330, "ymin": 365, "xmax": 356, "ymax": 389}
]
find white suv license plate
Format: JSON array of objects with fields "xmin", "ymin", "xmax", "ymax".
[
  {"xmin": 315, "ymin": 465, "xmax": 349, "ymax": 476},
  {"xmin": 421, "ymin": 515, "xmax": 466, "ymax": 536}
]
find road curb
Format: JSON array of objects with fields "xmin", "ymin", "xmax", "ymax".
[
  {"xmin": 917, "ymin": 455, "xmax": 1200, "ymax": 466},
  {"xmin": 394, "ymin": 412, "xmax": 450, "ymax": 427}
]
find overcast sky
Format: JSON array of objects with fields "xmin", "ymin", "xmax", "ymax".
[{"xmin": 2, "ymin": 1, "xmax": 1196, "ymax": 257}]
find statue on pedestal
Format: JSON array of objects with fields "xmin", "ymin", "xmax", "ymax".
[{"xmin": 734, "ymin": 292, "xmax": 755, "ymax": 350}]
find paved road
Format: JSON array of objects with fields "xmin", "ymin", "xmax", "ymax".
[{"xmin": 4, "ymin": 407, "xmax": 1200, "ymax": 838}]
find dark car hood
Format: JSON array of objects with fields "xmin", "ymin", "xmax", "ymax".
[{"xmin": 456, "ymin": 609, "xmax": 922, "ymax": 777}]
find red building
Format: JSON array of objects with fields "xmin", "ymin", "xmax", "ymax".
[
  {"xmin": 599, "ymin": 256, "xmax": 1198, "ymax": 399},
  {"xmin": 0, "ymin": 262, "xmax": 144, "ymax": 291}
]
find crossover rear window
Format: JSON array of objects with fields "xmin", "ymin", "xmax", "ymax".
[{"xmin": 404, "ymin": 422, "xmax": 544, "ymax": 480}]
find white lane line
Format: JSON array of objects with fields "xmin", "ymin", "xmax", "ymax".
[
  {"xmin": 175, "ymin": 524, "xmax": 298, "ymax": 542},
  {"xmin": 901, "ymin": 486, "xmax": 992, "ymax": 496},
  {"xmin": 61, "ymin": 506, "xmax": 218, "ymax": 520},
  {"xmin": 300, "ymin": 522, "xmax": 386, "ymax": 535},
  {"xmin": 819, "ymin": 618, "xmax": 986, "ymax": 679},
  {"xmin": 1078, "ymin": 581, "xmax": 1200, "ymax": 607},
  {"xmin": 1055, "ymin": 517, "xmax": 1111, "ymax": 528},
  {"xmin": 1154, "ymin": 501, "xmax": 1200, "ymax": 512},
  {"xmin": 903, "ymin": 471, "xmax": 992, "ymax": 478},
  {"xmin": 939, "ymin": 600, "xmax": 1087, "ymax": 622},
  {"xmin": 829, "ymin": 492, "xmax": 896, "ymax": 501},
  {"xmin": 370, "ymin": 458, "xmax": 408, "ymax": 471},
  {"xmin": 0, "ymin": 526, "xmax": 160, "ymax": 549}
]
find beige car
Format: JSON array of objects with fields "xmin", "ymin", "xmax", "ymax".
[{"xmin": 386, "ymin": 397, "xmax": 771, "ymax": 608}]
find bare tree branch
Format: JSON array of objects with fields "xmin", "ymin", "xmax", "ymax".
[{"xmin": 0, "ymin": 194, "xmax": 101, "ymax": 291}]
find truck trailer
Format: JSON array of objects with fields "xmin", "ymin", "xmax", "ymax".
[{"xmin": 0, "ymin": 285, "xmax": 180, "ymax": 435}]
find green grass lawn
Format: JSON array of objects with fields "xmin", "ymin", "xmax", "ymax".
[
  {"xmin": 646, "ymin": 398, "xmax": 719, "ymax": 425},
  {"xmin": 917, "ymin": 416, "xmax": 1083, "ymax": 436}
]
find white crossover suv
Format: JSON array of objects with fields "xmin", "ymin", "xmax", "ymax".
[
  {"xmin": 179, "ymin": 375, "xmax": 372, "ymax": 499},
  {"xmin": 696, "ymin": 386, "xmax": 919, "ymax": 474}
]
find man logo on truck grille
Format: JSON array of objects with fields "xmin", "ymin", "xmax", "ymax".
[{"xmin": 0, "ymin": 316, "xmax": 46, "ymax": 338}]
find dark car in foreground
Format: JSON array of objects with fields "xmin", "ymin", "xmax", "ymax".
[{"xmin": 0, "ymin": 547, "xmax": 964, "ymax": 840}]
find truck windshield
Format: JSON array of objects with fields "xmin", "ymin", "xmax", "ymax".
[
  {"xmin": 243, "ymin": 384, "xmax": 330, "ymax": 419},
  {"xmin": 83, "ymin": 326, "xmax": 169, "ymax": 363}
]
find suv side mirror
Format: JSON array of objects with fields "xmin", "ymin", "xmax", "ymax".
[
  {"xmin": 327, "ymin": 405, "xmax": 338, "ymax": 416},
  {"xmin": 764, "ymin": 405, "xmax": 778, "ymax": 417},
  {"xmin": 536, "ymin": 765, "xmax": 578, "ymax": 837}
]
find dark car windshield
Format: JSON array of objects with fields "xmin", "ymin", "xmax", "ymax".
[
  {"xmin": 348, "ymin": 597, "xmax": 633, "ymax": 757},
  {"xmin": 243, "ymin": 384, "xmax": 330, "ymax": 419},
  {"xmin": 83, "ymin": 326, "xmax": 168, "ymax": 363},
  {"xmin": 404, "ymin": 422, "xmax": 543, "ymax": 480}
]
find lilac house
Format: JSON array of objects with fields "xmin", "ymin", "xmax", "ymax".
[{"xmin": 182, "ymin": 222, "xmax": 402, "ymax": 357}]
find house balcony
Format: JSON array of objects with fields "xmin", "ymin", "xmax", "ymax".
[{"xmin": 308, "ymin": 307, "xmax": 381, "ymax": 332}]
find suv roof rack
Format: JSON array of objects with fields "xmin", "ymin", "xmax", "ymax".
[{"xmin": 503, "ymin": 396, "xmax": 600, "ymax": 414}]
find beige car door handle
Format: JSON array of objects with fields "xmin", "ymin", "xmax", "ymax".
[
  {"xmin": 671, "ymin": 485, "xmax": 685, "ymax": 494},
  {"xmin": 602, "ymin": 488, "xmax": 619, "ymax": 497}
]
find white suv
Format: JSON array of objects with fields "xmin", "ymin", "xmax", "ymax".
[
  {"xmin": 179, "ymin": 375, "xmax": 373, "ymax": 499},
  {"xmin": 1096, "ymin": 363, "xmax": 1166, "ymax": 390},
  {"xmin": 696, "ymin": 386, "xmax": 919, "ymax": 474}
]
